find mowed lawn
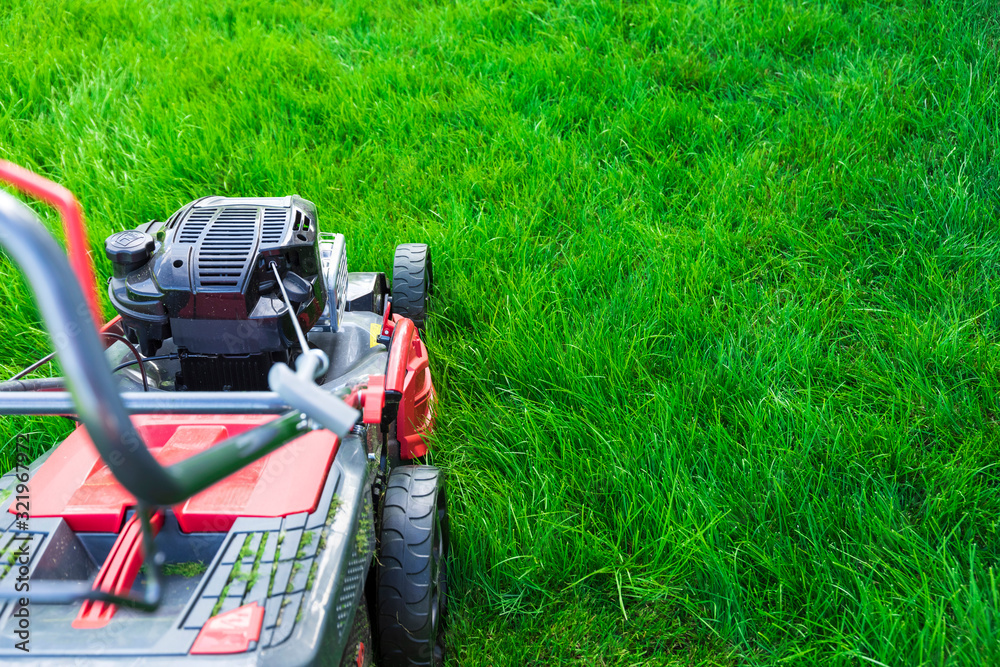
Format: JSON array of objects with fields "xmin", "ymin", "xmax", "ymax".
[{"xmin": 1, "ymin": 0, "xmax": 999, "ymax": 664}]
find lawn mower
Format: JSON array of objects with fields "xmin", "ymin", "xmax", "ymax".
[{"xmin": 0, "ymin": 161, "xmax": 447, "ymax": 666}]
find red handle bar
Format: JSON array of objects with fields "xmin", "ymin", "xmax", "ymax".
[{"xmin": 0, "ymin": 160, "xmax": 102, "ymax": 328}]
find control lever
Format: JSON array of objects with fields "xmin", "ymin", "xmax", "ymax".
[{"xmin": 267, "ymin": 261, "xmax": 360, "ymax": 437}]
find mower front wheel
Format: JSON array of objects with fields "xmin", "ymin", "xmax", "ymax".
[
  {"xmin": 391, "ymin": 243, "xmax": 432, "ymax": 333},
  {"xmin": 376, "ymin": 465, "xmax": 448, "ymax": 666}
]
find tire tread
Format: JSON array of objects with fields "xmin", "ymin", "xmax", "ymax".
[
  {"xmin": 376, "ymin": 466, "xmax": 445, "ymax": 666},
  {"xmin": 392, "ymin": 243, "xmax": 431, "ymax": 332}
]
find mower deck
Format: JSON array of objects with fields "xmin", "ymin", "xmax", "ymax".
[{"xmin": 0, "ymin": 426, "xmax": 375, "ymax": 664}]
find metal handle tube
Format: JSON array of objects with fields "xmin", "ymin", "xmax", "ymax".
[{"xmin": 0, "ymin": 391, "xmax": 293, "ymax": 415}]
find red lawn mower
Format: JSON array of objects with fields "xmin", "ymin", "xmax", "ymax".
[{"xmin": 0, "ymin": 162, "xmax": 447, "ymax": 666}]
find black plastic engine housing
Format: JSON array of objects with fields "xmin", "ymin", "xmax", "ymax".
[{"xmin": 106, "ymin": 195, "xmax": 327, "ymax": 390}]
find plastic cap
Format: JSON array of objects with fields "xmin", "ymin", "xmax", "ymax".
[{"xmin": 105, "ymin": 230, "xmax": 154, "ymax": 265}]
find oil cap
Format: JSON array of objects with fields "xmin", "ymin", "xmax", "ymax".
[{"xmin": 106, "ymin": 230, "xmax": 155, "ymax": 277}]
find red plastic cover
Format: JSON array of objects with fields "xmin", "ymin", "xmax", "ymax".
[
  {"xmin": 394, "ymin": 326, "xmax": 435, "ymax": 460},
  {"xmin": 19, "ymin": 414, "xmax": 340, "ymax": 532},
  {"xmin": 190, "ymin": 602, "xmax": 264, "ymax": 654},
  {"xmin": 362, "ymin": 375, "xmax": 386, "ymax": 425}
]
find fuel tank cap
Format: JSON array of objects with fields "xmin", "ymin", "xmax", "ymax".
[{"xmin": 105, "ymin": 230, "xmax": 155, "ymax": 271}]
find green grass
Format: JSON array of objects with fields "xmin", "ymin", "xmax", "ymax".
[
  {"xmin": 1, "ymin": 0, "xmax": 999, "ymax": 664},
  {"xmin": 162, "ymin": 561, "xmax": 208, "ymax": 578}
]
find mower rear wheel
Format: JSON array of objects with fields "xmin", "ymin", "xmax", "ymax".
[
  {"xmin": 376, "ymin": 466, "xmax": 448, "ymax": 667},
  {"xmin": 339, "ymin": 594, "xmax": 373, "ymax": 667},
  {"xmin": 392, "ymin": 244, "xmax": 432, "ymax": 333}
]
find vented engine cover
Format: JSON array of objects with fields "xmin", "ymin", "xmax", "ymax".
[{"xmin": 106, "ymin": 196, "xmax": 327, "ymax": 370}]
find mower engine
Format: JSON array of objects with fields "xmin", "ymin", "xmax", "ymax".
[{"xmin": 105, "ymin": 195, "xmax": 346, "ymax": 391}]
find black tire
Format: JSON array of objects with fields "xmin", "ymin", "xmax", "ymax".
[
  {"xmin": 376, "ymin": 466, "xmax": 448, "ymax": 667},
  {"xmin": 392, "ymin": 244, "xmax": 432, "ymax": 333},
  {"xmin": 340, "ymin": 594, "xmax": 373, "ymax": 667}
]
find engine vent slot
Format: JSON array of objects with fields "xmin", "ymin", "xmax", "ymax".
[
  {"xmin": 261, "ymin": 208, "xmax": 288, "ymax": 245},
  {"xmin": 179, "ymin": 209, "xmax": 216, "ymax": 243},
  {"xmin": 196, "ymin": 208, "xmax": 259, "ymax": 288}
]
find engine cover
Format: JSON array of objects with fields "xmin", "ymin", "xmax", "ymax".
[{"xmin": 106, "ymin": 195, "xmax": 327, "ymax": 388}]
